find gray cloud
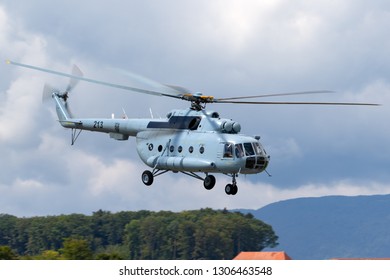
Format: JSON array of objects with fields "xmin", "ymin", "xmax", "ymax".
[{"xmin": 1, "ymin": 1, "xmax": 390, "ymax": 216}]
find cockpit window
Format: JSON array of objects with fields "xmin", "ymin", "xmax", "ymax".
[
  {"xmin": 244, "ymin": 143, "xmax": 255, "ymax": 156},
  {"xmin": 253, "ymin": 142, "xmax": 263, "ymax": 155},
  {"xmin": 235, "ymin": 144, "xmax": 244, "ymax": 158},
  {"xmin": 223, "ymin": 143, "xmax": 234, "ymax": 158}
]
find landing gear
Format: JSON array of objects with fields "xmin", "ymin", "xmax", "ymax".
[
  {"xmin": 203, "ymin": 175, "xmax": 216, "ymax": 190},
  {"xmin": 225, "ymin": 184, "xmax": 238, "ymax": 195},
  {"xmin": 141, "ymin": 170, "xmax": 238, "ymax": 195},
  {"xmin": 141, "ymin": 169, "xmax": 169, "ymax": 186},
  {"xmin": 225, "ymin": 174, "xmax": 238, "ymax": 195},
  {"xmin": 142, "ymin": 170, "xmax": 154, "ymax": 186}
]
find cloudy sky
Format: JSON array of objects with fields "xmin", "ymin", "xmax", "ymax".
[{"xmin": 1, "ymin": 0, "xmax": 390, "ymax": 216}]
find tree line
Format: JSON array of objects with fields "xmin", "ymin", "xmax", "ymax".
[{"xmin": 0, "ymin": 208, "xmax": 278, "ymax": 260}]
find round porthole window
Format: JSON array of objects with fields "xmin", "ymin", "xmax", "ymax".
[
  {"xmin": 178, "ymin": 146, "xmax": 183, "ymax": 153},
  {"xmin": 148, "ymin": 144, "xmax": 153, "ymax": 151},
  {"xmin": 158, "ymin": 145, "xmax": 163, "ymax": 152},
  {"xmin": 170, "ymin": 145, "xmax": 174, "ymax": 153},
  {"xmin": 189, "ymin": 146, "xmax": 194, "ymax": 153},
  {"xmin": 199, "ymin": 146, "xmax": 205, "ymax": 154}
]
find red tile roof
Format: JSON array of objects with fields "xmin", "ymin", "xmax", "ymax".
[{"xmin": 234, "ymin": 251, "xmax": 292, "ymax": 260}]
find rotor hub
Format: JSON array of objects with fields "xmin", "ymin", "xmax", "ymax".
[{"xmin": 182, "ymin": 93, "xmax": 215, "ymax": 111}]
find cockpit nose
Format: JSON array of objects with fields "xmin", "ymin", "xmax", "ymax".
[
  {"xmin": 234, "ymin": 141, "xmax": 270, "ymax": 171},
  {"xmin": 245, "ymin": 153, "xmax": 269, "ymax": 171}
]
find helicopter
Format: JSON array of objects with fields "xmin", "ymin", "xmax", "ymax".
[{"xmin": 6, "ymin": 60, "xmax": 379, "ymax": 195}]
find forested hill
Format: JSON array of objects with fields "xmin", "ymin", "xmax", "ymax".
[
  {"xmin": 0, "ymin": 209, "xmax": 278, "ymax": 260},
  {"xmin": 249, "ymin": 195, "xmax": 390, "ymax": 259}
]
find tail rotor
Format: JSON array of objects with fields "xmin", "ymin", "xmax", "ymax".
[
  {"xmin": 42, "ymin": 64, "xmax": 84, "ymax": 103},
  {"xmin": 42, "ymin": 83, "xmax": 59, "ymax": 102}
]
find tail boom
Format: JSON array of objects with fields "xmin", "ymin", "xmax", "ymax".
[{"xmin": 53, "ymin": 93, "xmax": 148, "ymax": 138}]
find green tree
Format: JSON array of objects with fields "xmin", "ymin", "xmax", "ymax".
[
  {"xmin": 0, "ymin": 209, "xmax": 278, "ymax": 260},
  {"xmin": 192, "ymin": 214, "xmax": 233, "ymax": 259},
  {"xmin": 95, "ymin": 245, "xmax": 127, "ymax": 260},
  {"xmin": 61, "ymin": 238, "xmax": 93, "ymax": 260},
  {"xmin": 176, "ymin": 219, "xmax": 196, "ymax": 259},
  {"xmin": 35, "ymin": 250, "xmax": 63, "ymax": 260},
  {"xmin": 0, "ymin": 214, "xmax": 17, "ymax": 246},
  {"xmin": 139, "ymin": 215, "xmax": 164, "ymax": 259},
  {"xmin": 0, "ymin": 245, "xmax": 18, "ymax": 260},
  {"xmin": 125, "ymin": 219, "xmax": 141, "ymax": 260},
  {"xmin": 124, "ymin": 209, "xmax": 278, "ymax": 260}
]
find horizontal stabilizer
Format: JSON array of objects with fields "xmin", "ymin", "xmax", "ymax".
[{"xmin": 59, "ymin": 120, "xmax": 83, "ymax": 125}]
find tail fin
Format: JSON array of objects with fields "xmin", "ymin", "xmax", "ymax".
[
  {"xmin": 42, "ymin": 83, "xmax": 72, "ymax": 121},
  {"xmin": 53, "ymin": 93, "xmax": 73, "ymax": 121}
]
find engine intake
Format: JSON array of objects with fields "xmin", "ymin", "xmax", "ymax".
[{"xmin": 221, "ymin": 120, "xmax": 241, "ymax": 134}]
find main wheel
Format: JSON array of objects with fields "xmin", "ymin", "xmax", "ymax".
[
  {"xmin": 203, "ymin": 175, "xmax": 216, "ymax": 190},
  {"xmin": 141, "ymin": 170, "xmax": 154, "ymax": 186}
]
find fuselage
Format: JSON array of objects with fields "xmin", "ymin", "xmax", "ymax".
[{"xmin": 136, "ymin": 109, "xmax": 269, "ymax": 174}]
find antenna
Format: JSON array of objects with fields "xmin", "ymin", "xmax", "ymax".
[
  {"xmin": 149, "ymin": 108, "xmax": 154, "ymax": 119},
  {"xmin": 122, "ymin": 108, "xmax": 128, "ymax": 119}
]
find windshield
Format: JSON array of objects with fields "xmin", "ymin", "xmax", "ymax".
[
  {"xmin": 243, "ymin": 143, "xmax": 255, "ymax": 156},
  {"xmin": 253, "ymin": 142, "xmax": 263, "ymax": 155}
]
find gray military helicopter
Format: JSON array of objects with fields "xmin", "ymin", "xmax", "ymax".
[{"xmin": 7, "ymin": 60, "xmax": 379, "ymax": 195}]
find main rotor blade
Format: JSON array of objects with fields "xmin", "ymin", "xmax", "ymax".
[
  {"xmin": 165, "ymin": 84, "xmax": 193, "ymax": 95},
  {"xmin": 7, "ymin": 60, "xmax": 380, "ymax": 107},
  {"xmin": 215, "ymin": 100, "xmax": 380, "ymax": 106},
  {"xmin": 109, "ymin": 67, "xmax": 189, "ymax": 95},
  {"xmin": 6, "ymin": 60, "xmax": 182, "ymax": 98},
  {"xmin": 216, "ymin": 90, "xmax": 334, "ymax": 101}
]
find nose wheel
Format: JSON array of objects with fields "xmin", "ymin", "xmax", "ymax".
[
  {"xmin": 225, "ymin": 183, "xmax": 238, "ymax": 195},
  {"xmin": 225, "ymin": 174, "xmax": 238, "ymax": 195}
]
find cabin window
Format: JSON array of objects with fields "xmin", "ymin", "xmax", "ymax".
[
  {"xmin": 178, "ymin": 146, "xmax": 183, "ymax": 153},
  {"xmin": 244, "ymin": 142, "xmax": 255, "ymax": 156},
  {"xmin": 235, "ymin": 144, "xmax": 244, "ymax": 158},
  {"xmin": 199, "ymin": 146, "xmax": 205, "ymax": 154},
  {"xmin": 158, "ymin": 145, "xmax": 163, "ymax": 152},
  {"xmin": 170, "ymin": 145, "xmax": 175, "ymax": 153},
  {"xmin": 148, "ymin": 144, "xmax": 153, "ymax": 151},
  {"xmin": 223, "ymin": 143, "xmax": 234, "ymax": 158},
  {"xmin": 189, "ymin": 146, "xmax": 194, "ymax": 153}
]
